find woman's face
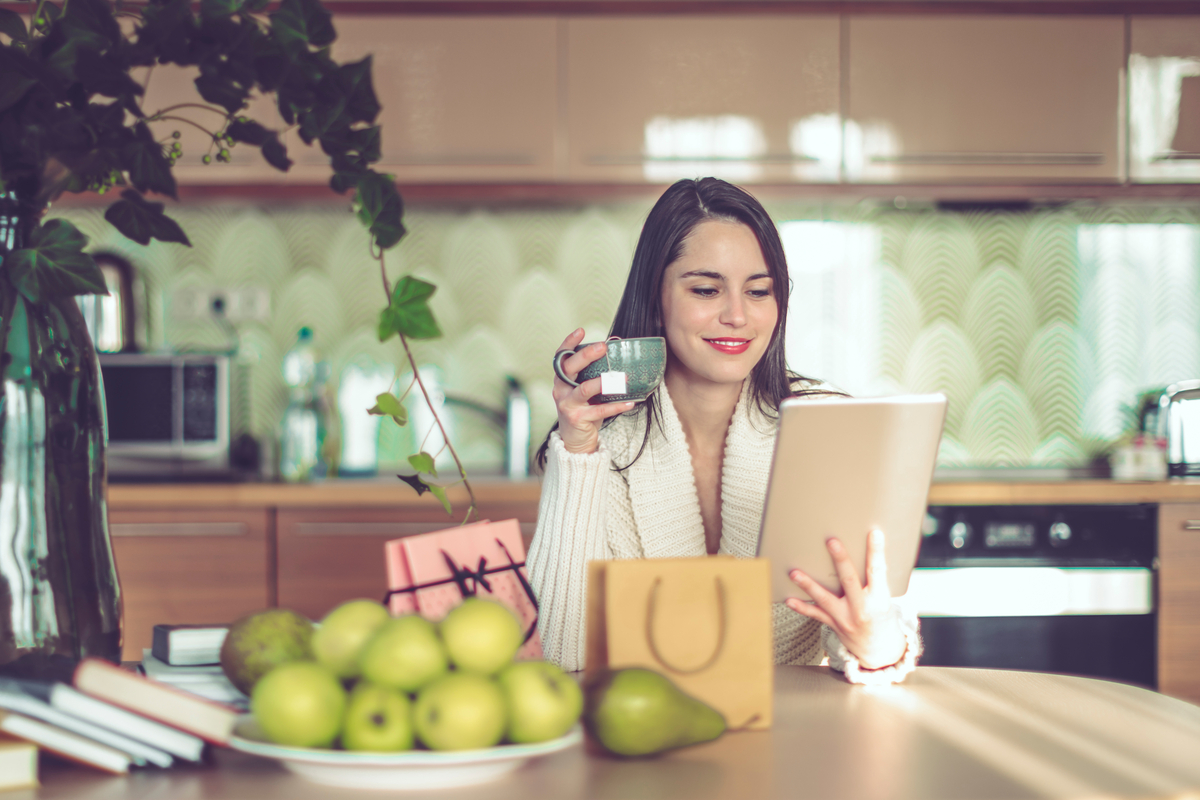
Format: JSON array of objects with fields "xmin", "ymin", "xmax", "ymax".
[{"xmin": 659, "ymin": 219, "xmax": 779, "ymax": 391}]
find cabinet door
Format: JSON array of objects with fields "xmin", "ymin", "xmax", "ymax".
[
  {"xmin": 1130, "ymin": 18, "xmax": 1200, "ymax": 182},
  {"xmin": 109, "ymin": 510, "xmax": 271, "ymax": 661},
  {"xmin": 1159, "ymin": 503, "xmax": 1200, "ymax": 704},
  {"xmin": 846, "ymin": 16, "xmax": 1123, "ymax": 182},
  {"xmin": 566, "ymin": 17, "xmax": 841, "ymax": 183},
  {"xmin": 276, "ymin": 508, "xmax": 536, "ymax": 621},
  {"xmin": 282, "ymin": 17, "xmax": 558, "ymax": 184}
]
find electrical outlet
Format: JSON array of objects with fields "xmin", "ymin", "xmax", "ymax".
[
  {"xmin": 170, "ymin": 286, "xmax": 270, "ymax": 322},
  {"xmin": 170, "ymin": 286, "xmax": 210, "ymax": 320},
  {"xmin": 225, "ymin": 287, "xmax": 270, "ymax": 322}
]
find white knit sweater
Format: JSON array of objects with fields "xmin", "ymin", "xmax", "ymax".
[{"xmin": 527, "ymin": 380, "xmax": 920, "ymax": 683}]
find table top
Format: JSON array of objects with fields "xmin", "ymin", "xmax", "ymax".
[{"xmin": 27, "ymin": 666, "xmax": 1200, "ymax": 800}]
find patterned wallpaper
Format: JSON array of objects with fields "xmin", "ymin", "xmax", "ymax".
[{"xmin": 48, "ymin": 199, "xmax": 1200, "ymax": 475}]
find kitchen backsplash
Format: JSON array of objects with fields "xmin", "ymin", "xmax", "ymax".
[{"xmin": 49, "ymin": 199, "xmax": 1200, "ymax": 474}]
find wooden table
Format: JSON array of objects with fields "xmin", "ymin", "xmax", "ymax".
[{"xmin": 28, "ymin": 666, "xmax": 1200, "ymax": 800}]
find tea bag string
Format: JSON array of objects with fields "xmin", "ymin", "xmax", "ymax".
[
  {"xmin": 645, "ymin": 576, "xmax": 727, "ymax": 675},
  {"xmin": 600, "ymin": 335, "xmax": 621, "ymax": 372}
]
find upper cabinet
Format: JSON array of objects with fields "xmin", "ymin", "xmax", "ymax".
[
  {"xmin": 564, "ymin": 17, "xmax": 841, "ymax": 184},
  {"xmin": 284, "ymin": 16, "xmax": 558, "ymax": 184},
  {"xmin": 1130, "ymin": 18, "xmax": 1200, "ymax": 183},
  {"xmin": 845, "ymin": 16, "xmax": 1124, "ymax": 183}
]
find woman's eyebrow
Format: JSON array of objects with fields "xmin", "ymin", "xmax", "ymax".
[{"xmin": 677, "ymin": 270, "xmax": 772, "ymax": 281}]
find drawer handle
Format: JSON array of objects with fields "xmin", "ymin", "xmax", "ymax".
[
  {"xmin": 1184, "ymin": 521, "xmax": 1200, "ymax": 531},
  {"xmin": 294, "ymin": 522, "xmax": 450, "ymax": 537},
  {"xmin": 110, "ymin": 522, "xmax": 247, "ymax": 537},
  {"xmin": 870, "ymin": 152, "xmax": 1103, "ymax": 166}
]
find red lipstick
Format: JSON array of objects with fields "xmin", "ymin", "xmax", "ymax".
[{"xmin": 704, "ymin": 338, "xmax": 751, "ymax": 355}]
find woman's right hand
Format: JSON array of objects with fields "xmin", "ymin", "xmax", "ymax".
[{"xmin": 553, "ymin": 328, "xmax": 636, "ymax": 455}]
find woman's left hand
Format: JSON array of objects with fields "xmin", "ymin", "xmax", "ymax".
[{"xmin": 785, "ymin": 529, "xmax": 908, "ymax": 670}]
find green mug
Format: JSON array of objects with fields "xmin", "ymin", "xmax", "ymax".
[{"xmin": 552, "ymin": 337, "xmax": 667, "ymax": 404}]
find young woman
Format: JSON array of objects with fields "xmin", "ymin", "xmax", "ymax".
[{"xmin": 527, "ymin": 178, "xmax": 919, "ymax": 683}]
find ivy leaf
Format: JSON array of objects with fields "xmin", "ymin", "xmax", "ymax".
[
  {"xmin": 407, "ymin": 451, "xmax": 436, "ymax": 478},
  {"xmin": 77, "ymin": 48, "xmax": 145, "ymax": 100},
  {"xmin": 398, "ymin": 473, "xmax": 428, "ymax": 496},
  {"xmin": 200, "ymin": 0, "xmax": 245, "ymax": 19},
  {"xmin": 377, "ymin": 275, "xmax": 440, "ymax": 342},
  {"xmin": 226, "ymin": 119, "xmax": 271, "ymax": 147},
  {"xmin": 104, "ymin": 190, "xmax": 191, "ymax": 247},
  {"xmin": 269, "ymin": 0, "xmax": 335, "ymax": 53},
  {"xmin": 367, "ymin": 392, "xmax": 407, "ymax": 426},
  {"xmin": 0, "ymin": 9, "xmax": 29, "ymax": 41},
  {"xmin": 427, "ymin": 484, "xmax": 452, "ymax": 515},
  {"xmin": 5, "ymin": 219, "xmax": 108, "ymax": 303},
  {"xmin": 354, "ymin": 170, "xmax": 405, "ymax": 251},
  {"xmin": 337, "ymin": 57, "xmax": 380, "ymax": 125},
  {"xmin": 260, "ymin": 135, "xmax": 292, "ymax": 172},
  {"xmin": 122, "ymin": 122, "xmax": 177, "ymax": 199}
]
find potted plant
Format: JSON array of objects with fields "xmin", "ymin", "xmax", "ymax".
[{"xmin": 0, "ymin": 0, "xmax": 465, "ymax": 678}]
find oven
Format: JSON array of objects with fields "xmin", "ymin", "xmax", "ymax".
[{"xmin": 906, "ymin": 504, "xmax": 1157, "ymax": 688}]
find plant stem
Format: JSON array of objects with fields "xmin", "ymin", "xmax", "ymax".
[
  {"xmin": 151, "ymin": 115, "xmax": 219, "ymax": 139},
  {"xmin": 150, "ymin": 103, "xmax": 231, "ymax": 119},
  {"xmin": 397, "ymin": 331, "xmax": 477, "ymax": 526}
]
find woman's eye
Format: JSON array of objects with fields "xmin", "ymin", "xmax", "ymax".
[
  {"xmin": 690, "ymin": 287, "xmax": 719, "ymax": 297},
  {"xmin": 748, "ymin": 287, "xmax": 772, "ymax": 298}
]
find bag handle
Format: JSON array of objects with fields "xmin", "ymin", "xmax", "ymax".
[{"xmin": 645, "ymin": 576, "xmax": 726, "ymax": 674}]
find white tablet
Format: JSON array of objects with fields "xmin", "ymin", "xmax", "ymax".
[{"xmin": 756, "ymin": 393, "xmax": 947, "ymax": 603}]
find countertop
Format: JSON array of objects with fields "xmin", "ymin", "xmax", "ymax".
[
  {"xmin": 30, "ymin": 666, "xmax": 1200, "ymax": 800},
  {"xmin": 104, "ymin": 476, "xmax": 1200, "ymax": 509}
]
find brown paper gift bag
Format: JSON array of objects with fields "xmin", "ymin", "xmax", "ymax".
[{"xmin": 585, "ymin": 556, "xmax": 773, "ymax": 730}]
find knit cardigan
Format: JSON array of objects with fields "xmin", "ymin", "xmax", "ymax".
[{"xmin": 526, "ymin": 380, "xmax": 920, "ymax": 683}]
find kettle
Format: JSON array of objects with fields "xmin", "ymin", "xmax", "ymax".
[
  {"xmin": 77, "ymin": 252, "xmax": 137, "ymax": 352},
  {"xmin": 1160, "ymin": 380, "xmax": 1200, "ymax": 477}
]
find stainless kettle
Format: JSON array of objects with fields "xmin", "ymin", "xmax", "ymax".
[
  {"xmin": 77, "ymin": 252, "xmax": 137, "ymax": 352},
  {"xmin": 1160, "ymin": 380, "xmax": 1200, "ymax": 477}
]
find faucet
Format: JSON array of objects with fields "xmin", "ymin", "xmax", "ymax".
[{"xmin": 442, "ymin": 376, "xmax": 531, "ymax": 480}]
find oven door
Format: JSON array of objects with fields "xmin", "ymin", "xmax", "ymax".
[{"xmin": 904, "ymin": 566, "xmax": 1157, "ymax": 688}]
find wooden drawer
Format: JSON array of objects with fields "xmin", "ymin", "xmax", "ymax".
[
  {"xmin": 109, "ymin": 509, "xmax": 271, "ymax": 662},
  {"xmin": 1159, "ymin": 503, "xmax": 1200, "ymax": 703}
]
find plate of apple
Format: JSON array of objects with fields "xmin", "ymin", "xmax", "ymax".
[{"xmin": 224, "ymin": 599, "xmax": 583, "ymax": 791}]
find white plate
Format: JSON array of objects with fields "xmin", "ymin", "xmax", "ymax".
[{"xmin": 228, "ymin": 717, "xmax": 583, "ymax": 790}]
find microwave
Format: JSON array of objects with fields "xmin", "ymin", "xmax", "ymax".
[{"xmin": 99, "ymin": 353, "xmax": 234, "ymax": 481}]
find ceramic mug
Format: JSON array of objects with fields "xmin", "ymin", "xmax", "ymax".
[{"xmin": 552, "ymin": 337, "xmax": 666, "ymax": 404}]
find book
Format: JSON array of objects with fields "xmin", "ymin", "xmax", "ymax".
[
  {"xmin": 0, "ymin": 711, "xmax": 130, "ymax": 775},
  {"xmin": 151, "ymin": 624, "xmax": 228, "ymax": 666},
  {"xmin": 0, "ymin": 733, "xmax": 38, "ymax": 790},
  {"xmin": 48, "ymin": 683, "xmax": 205, "ymax": 762},
  {"xmin": 140, "ymin": 651, "xmax": 247, "ymax": 708},
  {"xmin": 0, "ymin": 678, "xmax": 173, "ymax": 767},
  {"xmin": 73, "ymin": 658, "xmax": 239, "ymax": 746}
]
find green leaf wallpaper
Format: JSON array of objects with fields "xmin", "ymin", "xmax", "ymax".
[{"xmin": 49, "ymin": 200, "xmax": 1200, "ymax": 475}]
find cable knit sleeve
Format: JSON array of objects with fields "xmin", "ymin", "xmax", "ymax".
[
  {"xmin": 526, "ymin": 432, "xmax": 614, "ymax": 672},
  {"xmin": 822, "ymin": 602, "xmax": 923, "ymax": 685}
]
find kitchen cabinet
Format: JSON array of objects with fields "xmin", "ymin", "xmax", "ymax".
[
  {"xmin": 845, "ymin": 16, "xmax": 1123, "ymax": 183},
  {"xmin": 1129, "ymin": 18, "xmax": 1200, "ymax": 183},
  {"xmin": 109, "ymin": 509, "xmax": 271, "ymax": 661},
  {"xmin": 283, "ymin": 17, "xmax": 558, "ymax": 184},
  {"xmin": 565, "ymin": 17, "xmax": 841, "ymax": 184},
  {"xmin": 1158, "ymin": 503, "xmax": 1200, "ymax": 704},
  {"xmin": 276, "ymin": 506, "xmax": 536, "ymax": 621}
]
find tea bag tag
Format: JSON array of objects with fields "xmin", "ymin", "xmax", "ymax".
[{"xmin": 600, "ymin": 370, "xmax": 627, "ymax": 396}]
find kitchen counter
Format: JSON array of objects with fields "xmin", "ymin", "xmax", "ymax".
[
  {"xmin": 105, "ymin": 477, "xmax": 1200, "ymax": 510},
  {"xmin": 30, "ymin": 666, "xmax": 1200, "ymax": 800}
]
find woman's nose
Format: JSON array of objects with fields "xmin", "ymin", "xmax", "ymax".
[{"xmin": 720, "ymin": 294, "xmax": 747, "ymax": 327}]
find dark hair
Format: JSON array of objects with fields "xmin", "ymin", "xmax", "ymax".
[{"xmin": 536, "ymin": 177, "xmax": 816, "ymax": 470}]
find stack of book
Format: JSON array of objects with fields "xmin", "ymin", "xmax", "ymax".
[
  {"xmin": 0, "ymin": 657, "xmax": 241, "ymax": 781},
  {"xmin": 140, "ymin": 624, "xmax": 246, "ymax": 708}
]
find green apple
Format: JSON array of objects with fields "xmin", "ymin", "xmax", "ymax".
[
  {"xmin": 312, "ymin": 599, "xmax": 391, "ymax": 680},
  {"xmin": 413, "ymin": 672, "xmax": 507, "ymax": 751},
  {"xmin": 439, "ymin": 598, "xmax": 523, "ymax": 675},
  {"xmin": 251, "ymin": 661, "xmax": 346, "ymax": 748},
  {"xmin": 497, "ymin": 660, "xmax": 583, "ymax": 744},
  {"xmin": 341, "ymin": 682, "xmax": 414, "ymax": 752},
  {"xmin": 359, "ymin": 614, "xmax": 448, "ymax": 693}
]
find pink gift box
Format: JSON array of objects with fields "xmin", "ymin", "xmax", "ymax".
[{"xmin": 384, "ymin": 518, "xmax": 543, "ymax": 661}]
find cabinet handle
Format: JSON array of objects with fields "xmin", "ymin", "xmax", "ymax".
[
  {"xmin": 1151, "ymin": 153, "xmax": 1200, "ymax": 161},
  {"xmin": 1183, "ymin": 520, "xmax": 1200, "ymax": 531},
  {"xmin": 870, "ymin": 152, "xmax": 1103, "ymax": 166},
  {"xmin": 294, "ymin": 522, "xmax": 450, "ymax": 537},
  {"xmin": 587, "ymin": 154, "xmax": 818, "ymax": 165},
  {"xmin": 110, "ymin": 522, "xmax": 247, "ymax": 537},
  {"xmin": 297, "ymin": 153, "xmax": 537, "ymax": 167}
]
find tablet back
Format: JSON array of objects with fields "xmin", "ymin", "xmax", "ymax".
[{"xmin": 756, "ymin": 393, "xmax": 947, "ymax": 603}]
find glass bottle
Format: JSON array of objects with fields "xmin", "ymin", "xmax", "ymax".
[{"xmin": 278, "ymin": 328, "xmax": 323, "ymax": 482}]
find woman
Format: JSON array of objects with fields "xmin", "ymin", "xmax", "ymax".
[{"xmin": 527, "ymin": 178, "xmax": 919, "ymax": 683}]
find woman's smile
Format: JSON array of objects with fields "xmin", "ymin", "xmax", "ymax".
[{"xmin": 704, "ymin": 337, "xmax": 753, "ymax": 354}]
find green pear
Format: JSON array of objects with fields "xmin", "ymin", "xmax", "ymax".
[
  {"xmin": 497, "ymin": 660, "xmax": 583, "ymax": 744},
  {"xmin": 583, "ymin": 668, "xmax": 726, "ymax": 757},
  {"xmin": 251, "ymin": 661, "xmax": 346, "ymax": 749},
  {"xmin": 312, "ymin": 599, "xmax": 390, "ymax": 680},
  {"xmin": 413, "ymin": 672, "xmax": 507, "ymax": 751},
  {"xmin": 439, "ymin": 598, "xmax": 523, "ymax": 675},
  {"xmin": 359, "ymin": 614, "xmax": 448, "ymax": 693},
  {"xmin": 341, "ymin": 682, "xmax": 414, "ymax": 752},
  {"xmin": 220, "ymin": 608, "xmax": 314, "ymax": 695}
]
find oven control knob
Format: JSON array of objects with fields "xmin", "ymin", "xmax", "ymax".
[
  {"xmin": 1049, "ymin": 521, "xmax": 1071, "ymax": 547},
  {"xmin": 950, "ymin": 521, "xmax": 971, "ymax": 549}
]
